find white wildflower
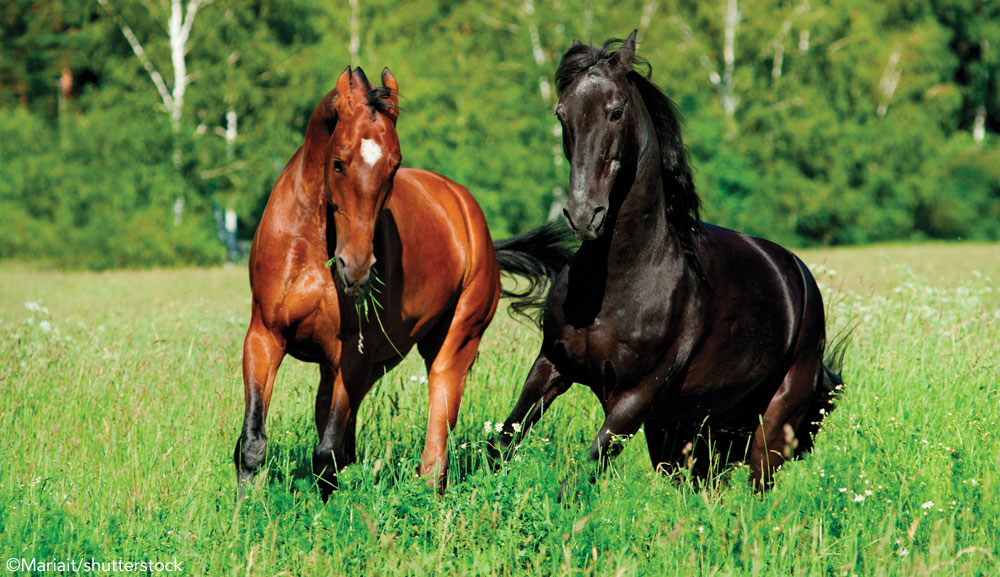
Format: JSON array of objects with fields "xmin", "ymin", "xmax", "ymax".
[{"xmin": 25, "ymin": 301, "xmax": 49, "ymax": 315}]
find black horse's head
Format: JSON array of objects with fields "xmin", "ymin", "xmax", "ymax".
[{"xmin": 555, "ymin": 30, "xmax": 637, "ymax": 241}]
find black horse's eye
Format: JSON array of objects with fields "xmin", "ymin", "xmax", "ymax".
[
  {"xmin": 610, "ymin": 108, "xmax": 624, "ymax": 122},
  {"xmin": 332, "ymin": 158, "xmax": 345, "ymax": 173}
]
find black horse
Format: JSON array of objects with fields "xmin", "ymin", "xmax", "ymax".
[{"xmin": 494, "ymin": 31, "xmax": 843, "ymax": 489}]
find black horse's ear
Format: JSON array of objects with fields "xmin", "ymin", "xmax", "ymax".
[
  {"xmin": 572, "ymin": 38, "xmax": 583, "ymax": 47},
  {"xmin": 608, "ymin": 29, "xmax": 638, "ymax": 73}
]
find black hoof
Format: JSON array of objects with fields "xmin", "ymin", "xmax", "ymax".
[
  {"xmin": 234, "ymin": 434, "xmax": 267, "ymax": 496},
  {"xmin": 312, "ymin": 449, "xmax": 341, "ymax": 500},
  {"xmin": 487, "ymin": 431, "xmax": 519, "ymax": 467}
]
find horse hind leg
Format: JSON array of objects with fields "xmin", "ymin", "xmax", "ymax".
[
  {"xmin": 795, "ymin": 363, "xmax": 841, "ymax": 455},
  {"xmin": 748, "ymin": 352, "xmax": 822, "ymax": 491}
]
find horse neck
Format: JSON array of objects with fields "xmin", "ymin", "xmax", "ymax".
[
  {"xmin": 600, "ymin": 88, "xmax": 683, "ymax": 272},
  {"xmin": 285, "ymin": 127, "xmax": 331, "ymax": 227}
]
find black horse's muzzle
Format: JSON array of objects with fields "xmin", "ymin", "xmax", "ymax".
[{"xmin": 563, "ymin": 204, "xmax": 607, "ymax": 240}]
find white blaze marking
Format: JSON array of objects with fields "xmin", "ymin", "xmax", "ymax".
[{"xmin": 360, "ymin": 139, "xmax": 382, "ymax": 167}]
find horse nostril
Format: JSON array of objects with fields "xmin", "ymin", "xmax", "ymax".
[
  {"xmin": 336, "ymin": 257, "xmax": 347, "ymax": 271},
  {"xmin": 563, "ymin": 207, "xmax": 575, "ymax": 230},
  {"xmin": 591, "ymin": 206, "xmax": 606, "ymax": 227}
]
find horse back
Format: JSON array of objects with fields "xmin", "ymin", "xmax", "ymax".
[
  {"xmin": 386, "ymin": 168, "xmax": 500, "ymax": 317},
  {"xmin": 675, "ymin": 224, "xmax": 823, "ymax": 414}
]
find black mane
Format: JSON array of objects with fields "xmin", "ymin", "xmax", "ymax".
[
  {"xmin": 353, "ymin": 66, "xmax": 400, "ymax": 118},
  {"xmin": 555, "ymin": 38, "xmax": 702, "ymax": 268}
]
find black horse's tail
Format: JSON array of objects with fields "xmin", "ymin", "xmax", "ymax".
[
  {"xmin": 797, "ymin": 326, "xmax": 852, "ymax": 454},
  {"xmin": 494, "ymin": 221, "xmax": 574, "ymax": 327}
]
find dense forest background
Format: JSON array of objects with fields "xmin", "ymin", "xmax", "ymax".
[{"xmin": 1, "ymin": 0, "xmax": 998, "ymax": 269}]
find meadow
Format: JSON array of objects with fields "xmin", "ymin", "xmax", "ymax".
[{"xmin": 1, "ymin": 242, "xmax": 998, "ymax": 576}]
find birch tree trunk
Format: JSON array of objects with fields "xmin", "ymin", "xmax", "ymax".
[
  {"xmin": 97, "ymin": 0, "xmax": 209, "ymax": 222},
  {"xmin": 696, "ymin": 0, "xmax": 740, "ymax": 135},
  {"xmin": 348, "ymin": 0, "xmax": 361, "ymax": 67},
  {"xmin": 519, "ymin": 0, "xmax": 567, "ymax": 221}
]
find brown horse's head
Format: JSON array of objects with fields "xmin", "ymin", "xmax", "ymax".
[{"xmin": 312, "ymin": 66, "xmax": 402, "ymax": 296}]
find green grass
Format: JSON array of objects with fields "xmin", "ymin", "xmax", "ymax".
[{"xmin": 1, "ymin": 243, "xmax": 998, "ymax": 576}]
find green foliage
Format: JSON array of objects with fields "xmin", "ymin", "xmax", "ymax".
[
  {"xmin": 0, "ymin": 106, "xmax": 223, "ymax": 269},
  {"xmin": 1, "ymin": 245, "xmax": 998, "ymax": 574},
  {"xmin": 1, "ymin": 0, "xmax": 999, "ymax": 268}
]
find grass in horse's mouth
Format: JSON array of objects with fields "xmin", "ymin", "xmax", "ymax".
[
  {"xmin": 352, "ymin": 268, "xmax": 402, "ymax": 357},
  {"xmin": 323, "ymin": 257, "xmax": 400, "ymax": 356}
]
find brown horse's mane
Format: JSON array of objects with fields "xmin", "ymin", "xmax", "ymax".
[
  {"xmin": 351, "ymin": 66, "xmax": 400, "ymax": 119},
  {"xmin": 554, "ymin": 38, "xmax": 702, "ymax": 269}
]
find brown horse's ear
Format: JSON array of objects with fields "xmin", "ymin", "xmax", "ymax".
[
  {"xmin": 608, "ymin": 29, "xmax": 637, "ymax": 74},
  {"xmin": 333, "ymin": 66, "xmax": 356, "ymax": 116},
  {"xmin": 381, "ymin": 67, "xmax": 400, "ymax": 122}
]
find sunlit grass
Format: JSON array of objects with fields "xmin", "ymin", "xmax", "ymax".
[{"xmin": 0, "ymin": 243, "xmax": 997, "ymax": 576}]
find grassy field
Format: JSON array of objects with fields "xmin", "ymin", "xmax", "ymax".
[{"xmin": 1, "ymin": 243, "xmax": 998, "ymax": 576}]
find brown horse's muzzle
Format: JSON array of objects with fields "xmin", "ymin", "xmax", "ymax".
[{"xmin": 334, "ymin": 249, "xmax": 375, "ymax": 295}]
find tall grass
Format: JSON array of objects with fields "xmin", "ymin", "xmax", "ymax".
[{"xmin": 0, "ymin": 243, "xmax": 997, "ymax": 576}]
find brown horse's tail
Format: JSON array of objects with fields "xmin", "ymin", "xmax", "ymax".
[
  {"xmin": 494, "ymin": 220, "xmax": 574, "ymax": 327},
  {"xmin": 797, "ymin": 327, "xmax": 852, "ymax": 454}
]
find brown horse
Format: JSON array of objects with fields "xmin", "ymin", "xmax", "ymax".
[{"xmin": 234, "ymin": 66, "xmax": 569, "ymax": 497}]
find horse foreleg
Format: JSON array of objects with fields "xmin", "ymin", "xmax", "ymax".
[
  {"xmin": 645, "ymin": 419, "xmax": 719, "ymax": 482},
  {"xmin": 492, "ymin": 353, "xmax": 570, "ymax": 458},
  {"xmin": 313, "ymin": 362, "xmax": 364, "ymax": 500},
  {"xmin": 234, "ymin": 313, "xmax": 286, "ymax": 497},
  {"xmin": 314, "ymin": 364, "xmax": 334, "ymax": 437},
  {"xmin": 749, "ymin": 353, "xmax": 821, "ymax": 491},
  {"xmin": 587, "ymin": 383, "xmax": 659, "ymax": 469}
]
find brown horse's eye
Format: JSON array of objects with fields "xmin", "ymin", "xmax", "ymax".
[
  {"xmin": 610, "ymin": 108, "xmax": 624, "ymax": 122},
  {"xmin": 332, "ymin": 158, "xmax": 345, "ymax": 173}
]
